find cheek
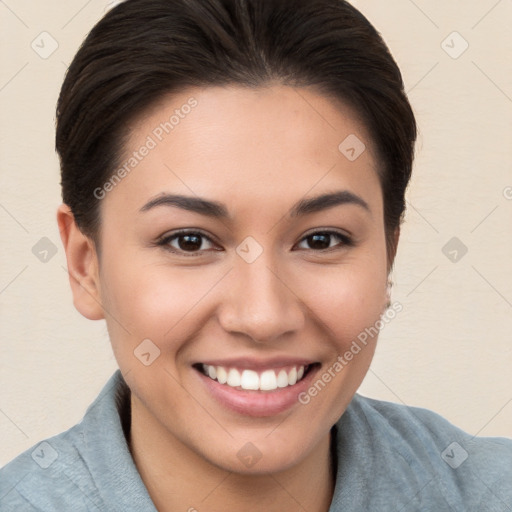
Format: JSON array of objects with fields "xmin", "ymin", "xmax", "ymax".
[
  {"xmin": 303, "ymin": 260, "xmax": 387, "ymax": 349},
  {"xmin": 293, "ymin": 261, "xmax": 387, "ymax": 417},
  {"xmin": 99, "ymin": 256, "xmax": 222, "ymax": 348}
]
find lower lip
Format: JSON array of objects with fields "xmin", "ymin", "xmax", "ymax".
[{"xmin": 195, "ymin": 365, "xmax": 320, "ymax": 417}]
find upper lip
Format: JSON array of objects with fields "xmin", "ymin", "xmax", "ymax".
[{"xmin": 195, "ymin": 357, "xmax": 317, "ymax": 370}]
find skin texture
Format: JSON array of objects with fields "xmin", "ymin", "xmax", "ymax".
[{"xmin": 58, "ymin": 85, "xmax": 397, "ymax": 511}]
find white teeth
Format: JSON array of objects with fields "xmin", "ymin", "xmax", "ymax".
[
  {"xmin": 240, "ymin": 370, "xmax": 259, "ymax": 390},
  {"xmin": 260, "ymin": 369, "xmax": 277, "ymax": 391},
  {"xmin": 227, "ymin": 368, "xmax": 241, "ymax": 387},
  {"xmin": 200, "ymin": 364, "xmax": 308, "ymax": 391},
  {"xmin": 216, "ymin": 366, "xmax": 228, "ymax": 384},
  {"xmin": 207, "ymin": 365, "xmax": 217, "ymax": 380},
  {"xmin": 276, "ymin": 369, "xmax": 289, "ymax": 388}
]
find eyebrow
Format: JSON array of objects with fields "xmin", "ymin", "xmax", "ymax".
[
  {"xmin": 140, "ymin": 190, "xmax": 370, "ymax": 219},
  {"xmin": 290, "ymin": 190, "xmax": 370, "ymax": 217},
  {"xmin": 140, "ymin": 194, "xmax": 229, "ymax": 218}
]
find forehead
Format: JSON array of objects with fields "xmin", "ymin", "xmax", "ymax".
[{"xmin": 101, "ymin": 85, "xmax": 382, "ymax": 219}]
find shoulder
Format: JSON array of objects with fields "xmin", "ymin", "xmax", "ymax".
[
  {"xmin": 348, "ymin": 393, "xmax": 512, "ymax": 460},
  {"xmin": 334, "ymin": 393, "xmax": 512, "ymax": 509},
  {"xmin": 0, "ymin": 370, "xmax": 153, "ymax": 512},
  {"xmin": 0, "ymin": 423, "xmax": 99, "ymax": 511}
]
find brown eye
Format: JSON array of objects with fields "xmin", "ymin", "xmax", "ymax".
[
  {"xmin": 296, "ymin": 231, "xmax": 353, "ymax": 251},
  {"xmin": 158, "ymin": 231, "xmax": 217, "ymax": 254},
  {"xmin": 175, "ymin": 233, "xmax": 203, "ymax": 251}
]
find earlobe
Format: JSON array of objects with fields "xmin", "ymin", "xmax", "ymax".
[{"xmin": 57, "ymin": 204, "xmax": 105, "ymax": 320}]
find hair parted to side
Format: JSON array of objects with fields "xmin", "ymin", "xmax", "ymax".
[{"xmin": 56, "ymin": 0, "xmax": 416, "ymax": 265}]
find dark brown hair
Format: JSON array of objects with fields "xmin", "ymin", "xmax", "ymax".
[{"xmin": 56, "ymin": 0, "xmax": 416, "ymax": 265}]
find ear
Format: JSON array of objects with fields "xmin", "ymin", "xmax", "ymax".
[{"xmin": 57, "ymin": 204, "xmax": 104, "ymax": 320}]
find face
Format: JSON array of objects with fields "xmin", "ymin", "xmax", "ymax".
[{"xmin": 84, "ymin": 85, "xmax": 390, "ymax": 473}]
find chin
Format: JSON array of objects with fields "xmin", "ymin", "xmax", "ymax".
[{"xmin": 195, "ymin": 428, "xmax": 326, "ymax": 476}]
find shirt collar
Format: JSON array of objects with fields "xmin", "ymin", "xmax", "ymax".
[{"xmin": 79, "ymin": 370, "xmax": 157, "ymax": 510}]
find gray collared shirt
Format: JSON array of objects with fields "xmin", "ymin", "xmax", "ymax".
[{"xmin": 1, "ymin": 370, "xmax": 511, "ymax": 511}]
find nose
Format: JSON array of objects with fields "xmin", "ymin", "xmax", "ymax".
[{"xmin": 217, "ymin": 254, "xmax": 305, "ymax": 344}]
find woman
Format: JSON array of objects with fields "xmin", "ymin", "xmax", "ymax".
[{"xmin": 1, "ymin": 0, "xmax": 511, "ymax": 510}]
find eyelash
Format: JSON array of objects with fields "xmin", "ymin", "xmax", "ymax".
[{"xmin": 155, "ymin": 229, "xmax": 354, "ymax": 257}]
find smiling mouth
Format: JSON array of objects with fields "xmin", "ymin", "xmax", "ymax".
[{"xmin": 194, "ymin": 363, "xmax": 319, "ymax": 392}]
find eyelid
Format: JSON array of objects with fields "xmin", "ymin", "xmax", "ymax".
[{"xmin": 159, "ymin": 228, "xmax": 213, "ymax": 239}]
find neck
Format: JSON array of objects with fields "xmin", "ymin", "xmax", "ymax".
[{"xmin": 128, "ymin": 395, "xmax": 336, "ymax": 512}]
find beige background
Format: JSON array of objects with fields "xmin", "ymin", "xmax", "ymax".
[{"xmin": 1, "ymin": 0, "xmax": 511, "ymax": 466}]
